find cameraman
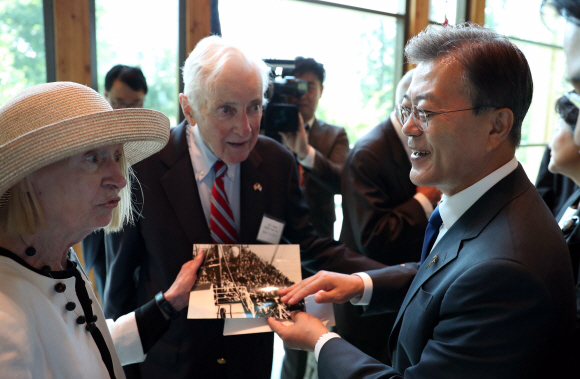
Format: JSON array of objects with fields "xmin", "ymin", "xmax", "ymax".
[
  {"xmin": 278, "ymin": 58, "xmax": 349, "ymax": 379},
  {"xmin": 280, "ymin": 57, "xmax": 349, "ymax": 239}
]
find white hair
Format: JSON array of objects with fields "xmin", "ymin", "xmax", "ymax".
[{"xmin": 182, "ymin": 35, "xmax": 271, "ymax": 114}]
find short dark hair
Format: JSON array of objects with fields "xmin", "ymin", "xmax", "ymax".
[
  {"xmin": 551, "ymin": 0, "xmax": 580, "ymax": 23},
  {"xmin": 293, "ymin": 57, "xmax": 325, "ymax": 85},
  {"xmin": 405, "ymin": 23, "xmax": 533, "ymax": 147},
  {"xmin": 105, "ymin": 64, "xmax": 148, "ymax": 94},
  {"xmin": 556, "ymin": 94, "xmax": 579, "ymax": 131}
]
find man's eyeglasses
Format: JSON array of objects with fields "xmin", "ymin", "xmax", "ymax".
[{"xmin": 396, "ymin": 104, "xmax": 489, "ymax": 131}]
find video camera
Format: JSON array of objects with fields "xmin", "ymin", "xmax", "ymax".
[{"xmin": 262, "ymin": 59, "xmax": 307, "ymax": 134}]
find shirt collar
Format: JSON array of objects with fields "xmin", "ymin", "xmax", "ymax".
[
  {"xmin": 439, "ymin": 156, "xmax": 518, "ymax": 231},
  {"xmin": 187, "ymin": 124, "xmax": 236, "ymax": 181},
  {"xmin": 305, "ymin": 116, "xmax": 316, "ymax": 132}
]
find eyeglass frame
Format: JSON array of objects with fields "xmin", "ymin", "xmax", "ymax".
[{"xmin": 396, "ymin": 103, "xmax": 495, "ymax": 131}]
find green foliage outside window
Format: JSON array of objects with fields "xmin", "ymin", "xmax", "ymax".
[{"xmin": 0, "ymin": 0, "xmax": 46, "ymax": 106}]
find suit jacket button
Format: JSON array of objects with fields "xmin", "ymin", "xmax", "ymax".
[
  {"xmin": 217, "ymin": 358, "xmax": 226, "ymax": 365},
  {"xmin": 65, "ymin": 302, "xmax": 76, "ymax": 311}
]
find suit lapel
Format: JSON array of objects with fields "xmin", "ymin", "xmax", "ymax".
[
  {"xmin": 307, "ymin": 119, "xmax": 324, "ymax": 151},
  {"xmin": 303, "ymin": 119, "xmax": 324, "ymax": 188},
  {"xmin": 239, "ymin": 145, "xmax": 266, "ymax": 242},
  {"xmin": 390, "ymin": 164, "xmax": 532, "ymax": 338},
  {"xmin": 159, "ymin": 121, "xmax": 211, "ymax": 244},
  {"xmin": 391, "ymin": 225, "xmax": 463, "ymax": 333}
]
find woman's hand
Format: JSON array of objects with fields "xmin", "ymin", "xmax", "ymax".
[{"xmin": 163, "ymin": 251, "xmax": 205, "ymax": 312}]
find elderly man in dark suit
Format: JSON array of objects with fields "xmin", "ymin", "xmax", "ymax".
[
  {"xmin": 335, "ymin": 69, "xmax": 441, "ymax": 364},
  {"xmin": 269, "ymin": 23, "xmax": 576, "ymax": 379},
  {"xmin": 103, "ymin": 36, "xmax": 383, "ymax": 379}
]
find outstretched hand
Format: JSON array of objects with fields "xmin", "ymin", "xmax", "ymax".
[
  {"xmin": 279, "ymin": 270, "xmax": 365, "ymax": 305},
  {"xmin": 163, "ymin": 251, "xmax": 205, "ymax": 312},
  {"xmin": 267, "ymin": 311, "xmax": 329, "ymax": 351}
]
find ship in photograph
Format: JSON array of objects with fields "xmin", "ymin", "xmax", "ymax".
[{"xmin": 189, "ymin": 244, "xmax": 305, "ymax": 319}]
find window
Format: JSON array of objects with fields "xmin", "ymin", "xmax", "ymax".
[
  {"xmin": 0, "ymin": 0, "xmax": 47, "ymax": 105},
  {"xmin": 485, "ymin": 0, "xmax": 567, "ymax": 182},
  {"xmin": 95, "ymin": 0, "xmax": 180, "ymax": 124},
  {"xmin": 219, "ymin": 0, "xmax": 405, "ymax": 142},
  {"xmin": 430, "ymin": 0, "xmax": 460, "ymax": 24}
]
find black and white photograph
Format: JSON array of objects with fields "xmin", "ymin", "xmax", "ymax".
[{"xmin": 188, "ymin": 244, "xmax": 305, "ymax": 320}]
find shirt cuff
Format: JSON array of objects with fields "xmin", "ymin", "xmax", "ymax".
[
  {"xmin": 314, "ymin": 332, "xmax": 341, "ymax": 361},
  {"xmin": 350, "ymin": 272, "xmax": 373, "ymax": 306},
  {"xmin": 414, "ymin": 192, "xmax": 434, "ymax": 219},
  {"xmin": 297, "ymin": 145, "xmax": 316, "ymax": 169},
  {"xmin": 106, "ymin": 312, "xmax": 146, "ymax": 365}
]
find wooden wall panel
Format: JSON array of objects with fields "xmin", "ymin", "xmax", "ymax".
[
  {"xmin": 53, "ymin": 0, "xmax": 92, "ymax": 85},
  {"xmin": 185, "ymin": 0, "xmax": 211, "ymax": 56},
  {"xmin": 405, "ymin": 0, "xmax": 430, "ymax": 71},
  {"xmin": 408, "ymin": 0, "xmax": 430, "ymax": 39},
  {"xmin": 467, "ymin": 0, "xmax": 486, "ymax": 26}
]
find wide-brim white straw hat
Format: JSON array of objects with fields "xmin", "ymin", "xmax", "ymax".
[{"xmin": 0, "ymin": 81, "xmax": 170, "ymax": 208}]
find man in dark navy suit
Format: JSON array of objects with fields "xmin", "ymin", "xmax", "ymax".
[{"xmin": 269, "ymin": 23, "xmax": 576, "ymax": 379}]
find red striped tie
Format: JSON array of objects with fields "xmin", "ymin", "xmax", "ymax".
[{"xmin": 210, "ymin": 161, "xmax": 238, "ymax": 244}]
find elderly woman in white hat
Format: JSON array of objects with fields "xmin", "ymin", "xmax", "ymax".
[{"xmin": 0, "ymin": 82, "xmax": 204, "ymax": 378}]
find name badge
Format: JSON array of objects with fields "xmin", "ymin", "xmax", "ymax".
[{"xmin": 257, "ymin": 214, "xmax": 285, "ymax": 244}]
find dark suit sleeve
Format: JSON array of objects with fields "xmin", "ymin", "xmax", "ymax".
[
  {"xmin": 104, "ymin": 213, "xmax": 176, "ymax": 354},
  {"xmin": 318, "ymin": 260, "xmax": 555, "ymax": 379},
  {"xmin": 306, "ymin": 127, "xmax": 349, "ymax": 194},
  {"xmin": 341, "ymin": 147, "xmax": 427, "ymax": 262},
  {"xmin": 103, "ymin": 219, "xmax": 146, "ymax": 320},
  {"xmin": 365, "ymin": 263, "xmax": 418, "ymax": 314},
  {"xmin": 281, "ymin": 147, "xmax": 386, "ymax": 275},
  {"xmin": 564, "ymin": 214, "xmax": 580, "ymax": 316}
]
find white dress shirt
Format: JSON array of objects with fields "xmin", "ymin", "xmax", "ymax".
[{"xmin": 185, "ymin": 123, "xmax": 241, "ymax": 234}]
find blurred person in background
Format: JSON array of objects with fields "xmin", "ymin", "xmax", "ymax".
[
  {"xmin": 280, "ymin": 57, "xmax": 349, "ymax": 239},
  {"xmin": 546, "ymin": 93, "xmax": 580, "ymax": 362},
  {"xmin": 104, "ymin": 64, "xmax": 148, "ymax": 109},
  {"xmin": 278, "ymin": 56, "xmax": 350, "ymax": 379},
  {"xmin": 83, "ymin": 64, "xmax": 149, "ymax": 299},
  {"xmin": 335, "ymin": 69, "xmax": 441, "ymax": 365}
]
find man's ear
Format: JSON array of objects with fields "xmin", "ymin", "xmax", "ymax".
[
  {"xmin": 487, "ymin": 108, "xmax": 513, "ymax": 151},
  {"xmin": 104, "ymin": 89, "xmax": 109, "ymax": 100},
  {"xmin": 179, "ymin": 94, "xmax": 196, "ymax": 125}
]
